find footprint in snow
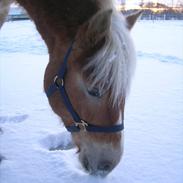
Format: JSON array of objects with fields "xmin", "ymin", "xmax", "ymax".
[
  {"xmin": 0, "ymin": 128, "xmax": 3, "ymax": 134},
  {"xmin": 40, "ymin": 131, "xmax": 75, "ymax": 151},
  {"xmin": 0, "ymin": 154, "xmax": 6, "ymax": 164},
  {"xmin": 0, "ymin": 115, "xmax": 28, "ymax": 124}
]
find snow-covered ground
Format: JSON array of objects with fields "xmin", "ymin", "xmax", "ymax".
[{"xmin": 0, "ymin": 20, "xmax": 183, "ymax": 183}]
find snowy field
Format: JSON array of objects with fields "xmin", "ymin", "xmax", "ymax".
[{"xmin": 0, "ymin": 20, "xmax": 183, "ymax": 183}]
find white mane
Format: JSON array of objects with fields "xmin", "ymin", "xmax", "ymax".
[{"xmin": 83, "ymin": 3, "xmax": 136, "ymax": 106}]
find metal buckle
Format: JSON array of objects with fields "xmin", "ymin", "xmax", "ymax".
[
  {"xmin": 54, "ymin": 75, "xmax": 64, "ymax": 88},
  {"xmin": 75, "ymin": 120, "xmax": 88, "ymax": 131}
]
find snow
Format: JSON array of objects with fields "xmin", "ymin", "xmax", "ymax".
[{"xmin": 0, "ymin": 20, "xmax": 183, "ymax": 183}]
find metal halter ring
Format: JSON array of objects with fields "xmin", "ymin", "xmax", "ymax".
[
  {"xmin": 54, "ymin": 75, "xmax": 64, "ymax": 88},
  {"xmin": 75, "ymin": 120, "xmax": 88, "ymax": 131}
]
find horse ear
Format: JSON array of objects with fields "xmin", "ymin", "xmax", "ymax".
[
  {"xmin": 86, "ymin": 9, "xmax": 112, "ymax": 47},
  {"xmin": 126, "ymin": 10, "xmax": 142, "ymax": 30}
]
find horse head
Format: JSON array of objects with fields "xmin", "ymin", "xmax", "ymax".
[{"xmin": 45, "ymin": 8, "xmax": 141, "ymax": 176}]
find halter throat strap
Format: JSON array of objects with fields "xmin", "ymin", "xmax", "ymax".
[{"xmin": 45, "ymin": 42, "xmax": 124, "ymax": 133}]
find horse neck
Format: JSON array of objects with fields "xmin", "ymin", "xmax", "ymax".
[{"xmin": 17, "ymin": 0, "xmax": 99, "ymax": 56}]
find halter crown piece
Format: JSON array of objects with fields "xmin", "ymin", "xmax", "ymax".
[{"xmin": 46, "ymin": 41, "xmax": 124, "ymax": 133}]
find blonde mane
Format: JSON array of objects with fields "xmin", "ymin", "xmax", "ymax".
[{"xmin": 83, "ymin": 3, "xmax": 136, "ymax": 106}]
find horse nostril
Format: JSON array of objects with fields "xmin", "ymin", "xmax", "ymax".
[
  {"xmin": 98, "ymin": 161, "xmax": 112, "ymax": 172},
  {"xmin": 83, "ymin": 157, "xmax": 90, "ymax": 171}
]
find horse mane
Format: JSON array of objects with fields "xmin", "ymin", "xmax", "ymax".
[{"xmin": 83, "ymin": 4, "xmax": 136, "ymax": 106}]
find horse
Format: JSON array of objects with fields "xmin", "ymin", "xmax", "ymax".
[{"xmin": 0, "ymin": 0, "xmax": 141, "ymax": 176}]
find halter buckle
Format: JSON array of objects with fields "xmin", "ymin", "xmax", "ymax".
[
  {"xmin": 75, "ymin": 120, "xmax": 88, "ymax": 131},
  {"xmin": 54, "ymin": 75, "xmax": 64, "ymax": 88}
]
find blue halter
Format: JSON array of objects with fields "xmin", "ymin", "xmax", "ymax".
[{"xmin": 46, "ymin": 42, "xmax": 124, "ymax": 133}]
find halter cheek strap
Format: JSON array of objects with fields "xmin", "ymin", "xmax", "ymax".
[{"xmin": 45, "ymin": 42, "xmax": 124, "ymax": 133}]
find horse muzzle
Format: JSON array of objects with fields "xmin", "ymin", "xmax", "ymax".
[{"xmin": 78, "ymin": 135, "xmax": 123, "ymax": 177}]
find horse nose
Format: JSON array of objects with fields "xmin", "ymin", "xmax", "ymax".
[
  {"xmin": 97, "ymin": 161, "xmax": 112, "ymax": 172},
  {"xmin": 83, "ymin": 157, "xmax": 113, "ymax": 176},
  {"xmin": 83, "ymin": 156, "xmax": 90, "ymax": 171}
]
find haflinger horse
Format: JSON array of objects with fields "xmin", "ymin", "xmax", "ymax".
[{"xmin": 0, "ymin": 0, "xmax": 141, "ymax": 177}]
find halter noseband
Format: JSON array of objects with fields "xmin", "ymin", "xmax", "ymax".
[{"xmin": 46, "ymin": 42, "xmax": 124, "ymax": 133}]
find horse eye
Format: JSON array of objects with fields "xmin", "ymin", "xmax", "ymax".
[{"xmin": 88, "ymin": 88, "xmax": 101, "ymax": 98}]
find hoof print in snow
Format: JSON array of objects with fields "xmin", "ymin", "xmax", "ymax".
[
  {"xmin": 0, "ymin": 128, "xmax": 3, "ymax": 134},
  {"xmin": 41, "ymin": 132, "xmax": 75, "ymax": 151},
  {"xmin": 0, "ymin": 115, "xmax": 28, "ymax": 124},
  {"xmin": 0, "ymin": 154, "xmax": 6, "ymax": 163},
  {"xmin": 49, "ymin": 142, "xmax": 74, "ymax": 151}
]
